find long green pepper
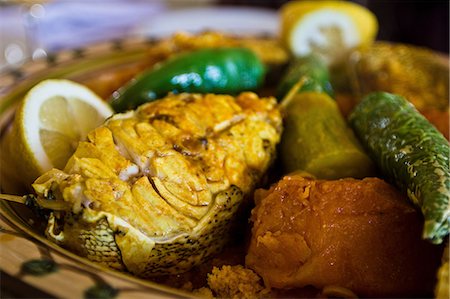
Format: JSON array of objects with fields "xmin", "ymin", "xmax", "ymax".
[
  {"xmin": 349, "ymin": 92, "xmax": 450, "ymax": 244},
  {"xmin": 110, "ymin": 47, "xmax": 265, "ymax": 112}
]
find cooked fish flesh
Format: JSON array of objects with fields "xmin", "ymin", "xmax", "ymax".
[{"xmin": 32, "ymin": 92, "xmax": 282, "ymax": 277}]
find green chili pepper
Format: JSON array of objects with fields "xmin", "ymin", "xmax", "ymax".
[
  {"xmin": 110, "ymin": 47, "xmax": 265, "ymax": 112},
  {"xmin": 349, "ymin": 92, "xmax": 450, "ymax": 244},
  {"xmin": 277, "ymin": 54, "xmax": 333, "ymax": 100}
]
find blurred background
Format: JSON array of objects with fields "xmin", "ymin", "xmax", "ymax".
[{"xmin": 0, "ymin": 0, "xmax": 448, "ymax": 69}]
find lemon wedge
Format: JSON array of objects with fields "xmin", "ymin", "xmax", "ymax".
[
  {"xmin": 6, "ymin": 79, "xmax": 113, "ymax": 186},
  {"xmin": 280, "ymin": 1, "xmax": 378, "ymax": 65}
]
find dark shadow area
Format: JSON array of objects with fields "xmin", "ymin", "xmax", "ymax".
[
  {"xmin": 0, "ymin": 271, "xmax": 55, "ymax": 299},
  {"xmin": 219, "ymin": 0, "xmax": 450, "ymax": 53}
]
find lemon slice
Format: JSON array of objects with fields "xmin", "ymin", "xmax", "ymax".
[
  {"xmin": 280, "ymin": 1, "xmax": 378, "ymax": 65},
  {"xmin": 7, "ymin": 79, "xmax": 113, "ymax": 186}
]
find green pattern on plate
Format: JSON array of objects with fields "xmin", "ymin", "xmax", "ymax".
[
  {"xmin": 21, "ymin": 259, "xmax": 58, "ymax": 276},
  {"xmin": 84, "ymin": 283, "xmax": 119, "ymax": 299}
]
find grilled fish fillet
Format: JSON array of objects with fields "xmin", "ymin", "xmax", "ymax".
[{"xmin": 32, "ymin": 92, "xmax": 282, "ymax": 277}]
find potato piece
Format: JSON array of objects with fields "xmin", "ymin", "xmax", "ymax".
[{"xmin": 246, "ymin": 175, "xmax": 443, "ymax": 297}]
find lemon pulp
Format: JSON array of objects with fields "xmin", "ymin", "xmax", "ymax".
[
  {"xmin": 3, "ymin": 79, "xmax": 113, "ymax": 188},
  {"xmin": 39, "ymin": 95, "xmax": 109, "ymax": 169},
  {"xmin": 280, "ymin": 1, "xmax": 378, "ymax": 65}
]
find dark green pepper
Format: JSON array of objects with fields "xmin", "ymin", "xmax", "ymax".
[
  {"xmin": 349, "ymin": 92, "xmax": 450, "ymax": 243},
  {"xmin": 110, "ymin": 47, "xmax": 265, "ymax": 112},
  {"xmin": 277, "ymin": 54, "xmax": 333, "ymax": 100}
]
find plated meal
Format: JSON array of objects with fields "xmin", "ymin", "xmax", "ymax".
[{"xmin": 0, "ymin": 1, "xmax": 449, "ymax": 298}]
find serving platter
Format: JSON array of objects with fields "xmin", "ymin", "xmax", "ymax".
[{"xmin": 0, "ymin": 29, "xmax": 448, "ymax": 298}]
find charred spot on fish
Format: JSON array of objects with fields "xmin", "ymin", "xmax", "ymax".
[
  {"xmin": 150, "ymin": 114, "xmax": 176, "ymax": 125},
  {"xmin": 176, "ymin": 136, "xmax": 209, "ymax": 156},
  {"xmin": 172, "ymin": 143, "xmax": 183, "ymax": 153},
  {"xmin": 181, "ymin": 94, "xmax": 197, "ymax": 103},
  {"xmin": 199, "ymin": 137, "xmax": 208, "ymax": 149},
  {"xmin": 262, "ymin": 139, "xmax": 271, "ymax": 150}
]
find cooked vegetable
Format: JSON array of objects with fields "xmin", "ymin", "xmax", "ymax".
[
  {"xmin": 279, "ymin": 56, "xmax": 374, "ymax": 179},
  {"xmin": 349, "ymin": 92, "xmax": 450, "ymax": 244},
  {"xmin": 31, "ymin": 92, "xmax": 282, "ymax": 277},
  {"xmin": 110, "ymin": 48, "xmax": 265, "ymax": 112},
  {"xmin": 280, "ymin": 92, "xmax": 374, "ymax": 179},
  {"xmin": 277, "ymin": 54, "xmax": 334, "ymax": 99},
  {"xmin": 246, "ymin": 174, "xmax": 442, "ymax": 297}
]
